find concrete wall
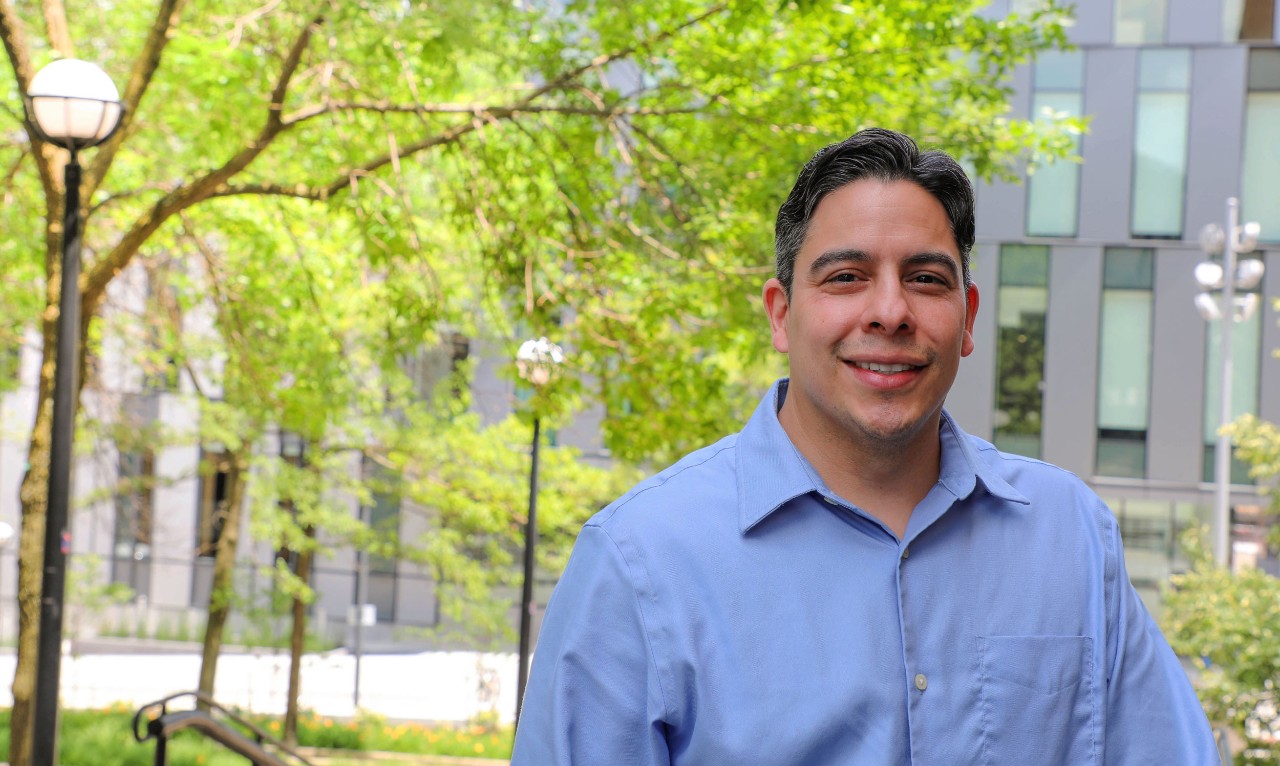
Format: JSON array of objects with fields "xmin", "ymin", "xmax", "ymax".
[{"xmin": 1147, "ymin": 246, "xmax": 1211, "ymax": 482}]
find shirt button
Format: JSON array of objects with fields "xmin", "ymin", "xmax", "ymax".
[
  {"xmin": 914, "ymin": 674, "xmax": 928, "ymax": 692},
  {"xmin": 901, "ymin": 546, "xmax": 910, "ymax": 560},
  {"xmin": 823, "ymin": 496, "xmax": 838, "ymax": 505}
]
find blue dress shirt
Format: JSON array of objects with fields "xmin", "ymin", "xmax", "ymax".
[{"xmin": 511, "ymin": 380, "xmax": 1217, "ymax": 764}]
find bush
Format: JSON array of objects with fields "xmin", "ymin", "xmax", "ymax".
[
  {"xmin": 1161, "ymin": 526, "xmax": 1280, "ymax": 765},
  {"xmin": 0, "ymin": 705, "xmax": 513, "ymax": 765}
]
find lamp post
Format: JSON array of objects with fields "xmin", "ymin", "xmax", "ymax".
[
  {"xmin": 513, "ymin": 336, "xmax": 563, "ymax": 730},
  {"xmin": 22, "ymin": 58, "xmax": 123, "ymax": 766},
  {"xmin": 1194, "ymin": 197, "xmax": 1265, "ymax": 568}
]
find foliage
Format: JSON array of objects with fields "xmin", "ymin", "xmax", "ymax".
[
  {"xmin": 994, "ymin": 311, "xmax": 1047, "ymax": 438},
  {"xmin": 0, "ymin": 706, "xmax": 513, "ymax": 765},
  {"xmin": 1161, "ymin": 526, "xmax": 1280, "ymax": 764},
  {"xmin": 1225, "ymin": 415, "xmax": 1280, "ymax": 545},
  {"xmin": 390, "ymin": 411, "xmax": 643, "ymax": 643},
  {"xmin": 0, "ymin": 0, "xmax": 1082, "ymax": 464},
  {"xmin": 64, "ymin": 553, "xmax": 135, "ymax": 642},
  {"xmin": 276, "ymin": 708, "xmax": 513, "ymax": 759}
]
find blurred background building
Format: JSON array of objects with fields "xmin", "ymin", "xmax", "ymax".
[{"xmin": 952, "ymin": 0, "xmax": 1280, "ymax": 609}]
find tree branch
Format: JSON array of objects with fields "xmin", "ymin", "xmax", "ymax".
[
  {"xmin": 83, "ymin": 1, "xmax": 727, "ymax": 310},
  {"xmin": 84, "ymin": 0, "xmax": 188, "ymax": 200},
  {"xmin": 520, "ymin": 2, "xmax": 727, "ymax": 108},
  {"xmin": 0, "ymin": 0, "xmax": 57, "ymax": 196},
  {"xmin": 39, "ymin": 0, "xmax": 72, "ymax": 56},
  {"xmin": 82, "ymin": 7, "xmax": 324, "ymax": 308},
  {"xmin": 268, "ymin": 7, "xmax": 323, "ymax": 131},
  {"xmin": 283, "ymin": 99, "xmax": 700, "ymax": 125}
]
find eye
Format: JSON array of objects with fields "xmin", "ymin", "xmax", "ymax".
[
  {"xmin": 910, "ymin": 273, "xmax": 950, "ymax": 286},
  {"xmin": 827, "ymin": 272, "xmax": 861, "ymax": 284}
]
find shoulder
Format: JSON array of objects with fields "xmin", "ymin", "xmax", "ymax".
[
  {"xmin": 586, "ymin": 433, "xmax": 741, "ymax": 539},
  {"xmin": 964, "ymin": 433, "xmax": 1118, "ymax": 533}
]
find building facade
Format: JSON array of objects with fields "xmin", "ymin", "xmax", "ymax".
[{"xmin": 951, "ymin": 0, "xmax": 1280, "ymax": 607}]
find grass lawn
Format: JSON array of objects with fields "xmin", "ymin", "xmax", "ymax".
[{"xmin": 0, "ymin": 706, "xmax": 513, "ymax": 765}]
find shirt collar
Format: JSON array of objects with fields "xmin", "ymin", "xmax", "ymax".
[
  {"xmin": 736, "ymin": 379, "xmax": 1028, "ymax": 534},
  {"xmin": 936, "ymin": 411, "xmax": 1029, "ymax": 507}
]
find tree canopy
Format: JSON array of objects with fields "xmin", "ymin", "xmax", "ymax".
[
  {"xmin": 2, "ymin": 0, "xmax": 1078, "ymax": 461},
  {"xmin": 0, "ymin": 0, "xmax": 1077, "ymax": 763}
]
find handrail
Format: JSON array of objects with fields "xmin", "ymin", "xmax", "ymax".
[{"xmin": 133, "ymin": 691, "xmax": 315, "ymax": 766}]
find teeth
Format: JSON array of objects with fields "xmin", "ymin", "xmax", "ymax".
[{"xmin": 855, "ymin": 362, "xmax": 914, "ymax": 373}]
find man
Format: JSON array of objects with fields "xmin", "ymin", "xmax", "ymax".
[{"xmin": 511, "ymin": 128, "xmax": 1217, "ymax": 764}]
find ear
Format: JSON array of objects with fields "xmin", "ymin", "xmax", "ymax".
[
  {"xmin": 961, "ymin": 283, "xmax": 980, "ymax": 358},
  {"xmin": 762, "ymin": 277, "xmax": 791, "ymax": 354}
]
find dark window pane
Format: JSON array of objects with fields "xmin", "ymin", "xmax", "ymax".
[
  {"xmin": 998, "ymin": 245, "xmax": 1050, "ymax": 287},
  {"xmin": 1096, "ymin": 429, "xmax": 1147, "ymax": 478},
  {"xmin": 1103, "ymin": 248, "xmax": 1154, "ymax": 289}
]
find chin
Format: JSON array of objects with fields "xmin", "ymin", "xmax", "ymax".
[{"xmin": 847, "ymin": 409, "xmax": 937, "ymax": 446}]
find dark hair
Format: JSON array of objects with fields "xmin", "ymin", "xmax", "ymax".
[{"xmin": 773, "ymin": 128, "xmax": 975, "ymax": 295}]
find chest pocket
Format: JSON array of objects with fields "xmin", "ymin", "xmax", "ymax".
[{"xmin": 976, "ymin": 635, "xmax": 1098, "ymax": 765}]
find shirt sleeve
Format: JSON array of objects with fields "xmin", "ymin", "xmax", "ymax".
[
  {"xmin": 510, "ymin": 523, "xmax": 672, "ymax": 766},
  {"xmin": 1102, "ymin": 514, "xmax": 1218, "ymax": 764}
]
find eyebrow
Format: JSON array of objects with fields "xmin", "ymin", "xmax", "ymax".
[{"xmin": 807, "ymin": 249, "xmax": 961, "ymax": 282}]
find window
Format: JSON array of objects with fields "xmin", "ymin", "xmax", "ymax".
[
  {"xmin": 1224, "ymin": 0, "xmax": 1276, "ymax": 41},
  {"xmin": 1096, "ymin": 249, "xmax": 1154, "ymax": 478},
  {"xmin": 1243, "ymin": 50, "xmax": 1280, "ymax": 241},
  {"xmin": 994, "ymin": 245, "xmax": 1050, "ymax": 459},
  {"xmin": 1114, "ymin": 0, "xmax": 1167, "ymax": 44},
  {"xmin": 404, "ymin": 331, "xmax": 470, "ymax": 401},
  {"xmin": 359, "ymin": 457, "xmax": 400, "ymax": 623},
  {"xmin": 141, "ymin": 260, "xmax": 180, "ymax": 393},
  {"xmin": 196, "ymin": 446, "xmax": 234, "ymax": 557},
  {"xmin": 1101, "ymin": 497, "xmax": 1206, "ymax": 615},
  {"xmin": 1027, "ymin": 52, "xmax": 1084, "ymax": 237},
  {"xmin": 112, "ymin": 449, "xmax": 154, "ymax": 598},
  {"xmin": 1202, "ymin": 303, "xmax": 1263, "ymax": 484},
  {"xmin": 272, "ymin": 432, "xmax": 310, "ymax": 605},
  {"xmin": 1132, "ymin": 50, "xmax": 1190, "ymax": 239}
]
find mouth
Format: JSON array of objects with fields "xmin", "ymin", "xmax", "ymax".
[{"xmin": 851, "ymin": 361, "xmax": 922, "ymax": 374}]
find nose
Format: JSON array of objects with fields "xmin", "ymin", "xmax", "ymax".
[{"xmin": 863, "ymin": 280, "xmax": 911, "ymax": 333}]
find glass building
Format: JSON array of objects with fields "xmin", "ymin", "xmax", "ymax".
[{"xmin": 952, "ymin": 0, "xmax": 1280, "ymax": 612}]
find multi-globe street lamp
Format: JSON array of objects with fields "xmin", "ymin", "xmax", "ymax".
[
  {"xmin": 22, "ymin": 58, "xmax": 124, "ymax": 766},
  {"xmin": 1193, "ymin": 197, "xmax": 1265, "ymax": 568},
  {"xmin": 513, "ymin": 336, "xmax": 563, "ymax": 730}
]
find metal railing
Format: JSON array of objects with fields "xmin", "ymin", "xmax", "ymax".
[{"xmin": 133, "ymin": 691, "xmax": 314, "ymax": 766}]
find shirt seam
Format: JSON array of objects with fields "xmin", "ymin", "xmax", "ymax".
[
  {"xmin": 587, "ymin": 523, "xmax": 675, "ymax": 725},
  {"xmin": 593, "ymin": 441, "xmax": 738, "ymax": 526}
]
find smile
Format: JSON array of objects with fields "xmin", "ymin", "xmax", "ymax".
[{"xmin": 852, "ymin": 361, "xmax": 920, "ymax": 374}]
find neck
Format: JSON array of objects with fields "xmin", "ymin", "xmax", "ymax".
[{"xmin": 777, "ymin": 400, "xmax": 943, "ymax": 539}]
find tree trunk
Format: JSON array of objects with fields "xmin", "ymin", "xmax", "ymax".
[
  {"xmin": 283, "ymin": 525, "xmax": 316, "ymax": 746},
  {"xmin": 10, "ymin": 323, "xmax": 56, "ymax": 766},
  {"xmin": 196, "ymin": 450, "xmax": 247, "ymax": 708},
  {"xmin": 9, "ymin": 233, "xmax": 88, "ymax": 766}
]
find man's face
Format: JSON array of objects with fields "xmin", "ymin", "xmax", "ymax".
[{"xmin": 763, "ymin": 179, "xmax": 979, "ymax": 452}]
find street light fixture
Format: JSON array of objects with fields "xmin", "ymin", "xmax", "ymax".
[
  {"xmin": 513, "ymin": 337, "xmax": 563, "ymax": 731},
  {"xmin": 23, "ymin": 58, "xmax": 124, "ymax": 766},
  {"xmin": 1194, "ymin": 197, "xmax": 1265, "ymax": 568}
]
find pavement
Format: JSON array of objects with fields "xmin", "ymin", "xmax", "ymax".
[{"xmin": 0, "ymin": 640, "xmax": 519, "ymax": 725}]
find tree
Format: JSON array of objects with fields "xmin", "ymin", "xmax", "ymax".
[
  {"xmin": 1162, "ymin": 527, "xmax": 1280, "ymax": 765},
  {"xmin": 1, "ymin": 1, "xmax": 1077, "ymax": 762}
]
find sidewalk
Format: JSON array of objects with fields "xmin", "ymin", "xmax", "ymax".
[{"xmin": 0, "ymin": 642, "xmax": 519, "ymax": 724}]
